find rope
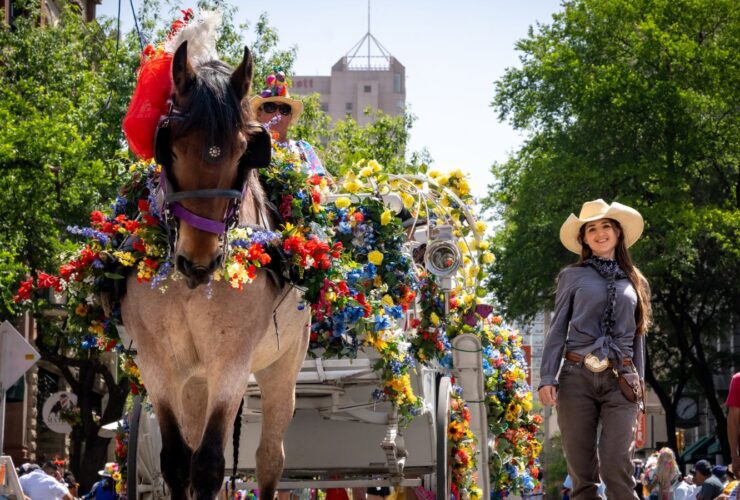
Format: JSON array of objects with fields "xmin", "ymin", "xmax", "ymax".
[
  {"xmin": 271, "ymin": 284, "xmax": 299, "ymax": 350},
  {"xmin": 231, "ymin": 398, "xmax": 244, "ymax": 494},
  {"xmin": 128, "ymin": 0, "xmax": 145, "ymax": 51}
]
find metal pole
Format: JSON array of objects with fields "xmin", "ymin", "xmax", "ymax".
[
  {"xmin": 0, "ymin": 383, "xmax": 6, "ymax": 455},
  {"xmin": 0, "ymin": 325, "xmax": 6, "ymax": 454}
]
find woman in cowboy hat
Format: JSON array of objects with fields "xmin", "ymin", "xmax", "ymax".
[
  {"xmin": 539, "ymin": 199, "xmax": 651, "ymax": 499},
  {"xmin": 250, "ymin": 70, "xmax": 328, "ymax": 178}
]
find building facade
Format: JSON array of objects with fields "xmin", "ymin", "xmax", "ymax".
[{"xmin": 290, "ymin": 33, "xmax": 406, "ymax": 126}]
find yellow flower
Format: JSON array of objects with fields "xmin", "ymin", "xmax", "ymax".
[
  {"xmin": 457, "ymin": 180, "xmax": 470, "ymax": 196},
  {"xmin": 451, "ymin": 168, "xmax": 465, "ymax": 179},
  {"xmin": 344, "ymin": 179, "xmax": 362, "ymax": 193},
  {"xmin": 112, "ymin": 472, "xmax": 122, "ymax": 482},
  {"xmin": 382, "ymin": 295, "xmax": 394, "ymax": 307},
  {"xmin": 368, "ymin": 159, "xmax": 382, "ymax": 172},
  {"xmin": 359, "ymin": 166, "xmax": 374, "ymax": 177},
  {"xmin": 478, "ymin": 240, "xmax": 490, "ymax": 251},
  {"xmin": 437, "ymin": 175, "xmax": 449, "ymax": 186},
  {"xmin": 368, "ymin": 250, "xmax": 384, "ymax": 265},
  {"xmin": 113, "ymin": 251, "xmax": 136, "ymax": 267},
  {"xmin": 343, "ymin": 172, "xmax": 363, "ymax": 193},
  {"xmin": 482, "ymin": 252, "xmax": 495, "ymax": 264},
  {"xmin": 380, "ymin": 209, "xmax": 393, "ymax": 226},
  {"xmin": 474, "ymin": 221, "xmax": 487, "ymax": 234},
  {"xmin": 335, "ymin": 197, "xmax": 351, "ymax": 209},
  {"xmin": 400, "ymin": 192, "xmax": 415, "ymax": 209},
  {"xmin": 430, "ymin": 312, "xmax": 440, "ymax": 326},
  {"xmin": 429, "ymin": 170, "xmax": 442, "ymax": 179}
]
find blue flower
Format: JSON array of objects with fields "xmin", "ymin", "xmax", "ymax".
[{"xmin": 373, "ymin": 315, "xmax": 392, "ymax": 331}]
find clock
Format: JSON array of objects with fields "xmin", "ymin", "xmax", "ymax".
[{"xmin": 676, "ymin": 396, "xmax": 699, "ymax": 420}]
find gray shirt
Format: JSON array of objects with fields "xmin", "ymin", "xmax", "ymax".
[{"xmin": 538, "ymin": 265, "xmax": 644, "ymax": 389}]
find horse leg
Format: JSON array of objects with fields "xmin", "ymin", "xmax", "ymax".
[
  {"xmin": 253, "ymin": 325, "xmax": 309, "ymax": 499},
  {"xmin": 189, "ymin": 405, "xmax": 230, "ymax": 500},
  {"xmin": 157, "ymin": 405, "xmax": 193, "ymax": 500}
]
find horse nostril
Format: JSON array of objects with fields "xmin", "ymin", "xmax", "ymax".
[
  {"xmin": 176, "ymin": 254, "xmax": 192, "ymax": 276},
  {"xmin": 209, "ymin": 253, "xmax": 223, "ymax": 273}
]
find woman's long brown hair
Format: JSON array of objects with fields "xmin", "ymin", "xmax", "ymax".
[{"xmin": 576, "ymin": 219, "xmax": 652, "ymax": 335}]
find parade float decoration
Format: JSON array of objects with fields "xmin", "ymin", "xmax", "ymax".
[{"xmin": 13, "ymin": 9, "xmax": 540, "ymax": 499}]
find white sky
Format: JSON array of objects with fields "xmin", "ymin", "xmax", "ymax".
[{"xmin": 97, "ymin": 0, "xmax": 562, "ymax": 199}]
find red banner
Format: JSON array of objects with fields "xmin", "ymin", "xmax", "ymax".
[
  {"xmin": 522, "ymin": 345, "xmax": 532, "ymax": 386},
  {"xmin": 634, "ymin": 412, "xmax": 646, "ymax": 449}
]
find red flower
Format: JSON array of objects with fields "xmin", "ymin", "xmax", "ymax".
[
  {"xmin": 352, "ymin": 212, "xmax": 364, "ymax": 223},
  {"xmin": 13, "ymin": 277, "xmax": 34, "ymax": 303},
  {"xmin": 132, "ymin": 239, "xmax": 146, "ymax": 253},
  {"xmin": 90, "ymin": 211, "xmax": 105, "ymax": 225},
  {"xmin": 307, "ymin": 174, "xmax": 323, "ymax": 186},
  {"xmin": 37, "ymin": 272, "xmax": 62, "ymax": 292},
  {"xmin": 138, "ymin": 199, "xmax": 150, "ymax": 213}
]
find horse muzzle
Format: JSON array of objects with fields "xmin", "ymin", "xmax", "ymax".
[{"xmin": 176, "ymin": 253, "xmax": 223, "ymax": 289}]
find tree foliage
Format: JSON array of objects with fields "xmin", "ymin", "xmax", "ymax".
[{"xmin": 486, "ymin": 0, "xmax": 738, "ymax": 460}]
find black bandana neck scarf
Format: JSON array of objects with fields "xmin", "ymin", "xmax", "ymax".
[{"xmin": 585, "ymin": 256, "xmax": 628, "ymax": 361}]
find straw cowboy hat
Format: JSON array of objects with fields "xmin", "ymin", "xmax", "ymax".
[
  {"xmin": 249, "ymin": 70, "xmax": 303, "ymax": 125},
  {"xmin": 560, "ymin": 199, "xmax": 644, "ymax": 254}
]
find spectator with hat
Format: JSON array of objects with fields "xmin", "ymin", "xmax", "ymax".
[
  {"xmin": 82, "ymin": 463, "xmax": 118, "ymax": 500},
  {"xmin": 250, "ymin": 69, "xmax": 329, "ymax": 179},
  {"xmin": 694, "ymin": 460, "xmax": 724, "ymax": 500}
]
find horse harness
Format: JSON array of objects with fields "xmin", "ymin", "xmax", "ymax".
[{"xmin": 153, "ymin": 98, "xmax": 289, "ymax": 292}]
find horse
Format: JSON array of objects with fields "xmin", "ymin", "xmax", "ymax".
[{"xmin": 120, "ymin": 41, "xmax": 310, "ymax": 500}]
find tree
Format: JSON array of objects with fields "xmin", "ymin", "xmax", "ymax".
[
  {"xmin": 0, "ymin": 0, "xmax": 139, "ymax": 487},
  {"xmin": 486, "ymin": 0, "xmax": 738, "ymax": 461}
]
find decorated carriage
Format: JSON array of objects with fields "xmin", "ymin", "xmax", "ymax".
[{"xmin": 14, "ymin": 10, "xmax": 541, "ymax": 500}]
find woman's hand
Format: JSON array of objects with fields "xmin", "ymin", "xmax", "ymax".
[{"xmin": 538, "ymin": 385, "xmax": 558, "ymax": 406}]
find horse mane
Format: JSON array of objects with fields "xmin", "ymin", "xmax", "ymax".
[
  {"xmin": 170, "ymin": 60, "xmax": 247, "ymax": 161},
  {"xmin": 241, "ymin": 169, "xmax": 274, "ymax": 228}
]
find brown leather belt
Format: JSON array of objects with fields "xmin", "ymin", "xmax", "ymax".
[{"xmin": 565, "ymin": 351, "xmax": 632, "ymax": 367}]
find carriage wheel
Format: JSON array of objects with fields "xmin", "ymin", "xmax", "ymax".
[
  {"xmin": 436, "ymin": 376, "xmax": 452, "ymax": 499},
  {"xmin": 127, "ymin": 396, "xmax": 171, "ymax": 500}
]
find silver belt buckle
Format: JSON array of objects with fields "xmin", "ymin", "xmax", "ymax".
[{"xmin": 583, "ymin": 353, "xmax": 609, "ymax": 372}]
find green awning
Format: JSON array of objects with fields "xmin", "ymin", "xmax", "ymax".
[
  {"xmin": 707, "ymin": 439, "xmax": 722, "ymax": 455},
  {"xmin": 681, "ymin": 436, "xmax": 717, "ymax": 462}
]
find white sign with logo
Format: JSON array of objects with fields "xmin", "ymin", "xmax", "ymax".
[{"xmin": 42, "ymin": 391, "xmax": 77, "ymax": 434}]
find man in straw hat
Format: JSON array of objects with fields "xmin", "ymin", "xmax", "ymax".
[
  {"xmin": 539, "ymin": 199, "xmax": 651, "ymax": 499},
  {"xmin": 250, "ymin": 69, "xmax": 328, "ymax": 178}
]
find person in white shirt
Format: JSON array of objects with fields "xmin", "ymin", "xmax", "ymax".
[
  {"xmin": 674, "ymin": 474, "xmax": 697, "ymax": 500},
  {"xmin": 19, "ymin": 462, "xmax": 74, "ymax": 500}
]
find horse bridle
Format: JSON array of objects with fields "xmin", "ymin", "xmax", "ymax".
[{"xmin": 154, "ymin": 98, "xmax": 250, "ymax": 241}]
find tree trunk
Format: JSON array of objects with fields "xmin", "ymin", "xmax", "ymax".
[{"xmin": 644, "ymin": 350, "xmax": 679, "ymax": 456}]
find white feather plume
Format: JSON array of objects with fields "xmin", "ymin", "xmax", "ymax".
[{"xmin": 165, "ymin": 9, "xmax": 222, "ymax": 66}]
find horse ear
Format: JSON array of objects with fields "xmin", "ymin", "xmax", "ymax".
[
  {"xmin": 240, "ymin": 123, "xmax": 272, "ymax": 169},
  {"xmin": 230, "ymin": 46, "xmax": 253, "ymax": 102},
  {"xmin": 172, "ymin": 41, "xmax": 196, "ymax": 98}
]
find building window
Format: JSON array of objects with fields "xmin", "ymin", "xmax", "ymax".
[
  {"xmin": 364, "ymin": 85, "xmax": 372, "ymax": 93},
  {"xmin": 346, "ymin": 102, "xmax": 353, "ymax": 111},
  {"xmin": 394, "ymin": 73, "xmax": 402, "ymax": 93},
  {"xmin": 320, "ymin": 103, "xmax": 329, "ymax": 113}
]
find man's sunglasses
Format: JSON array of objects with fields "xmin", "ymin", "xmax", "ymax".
[{"xmin": 261, "ymin": 102, "xmax": 292, "ymax": 116}]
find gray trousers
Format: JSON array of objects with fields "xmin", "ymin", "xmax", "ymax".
[{"xmin": 557, "ymin": 360, "xmax": 639, "ymax": 500}]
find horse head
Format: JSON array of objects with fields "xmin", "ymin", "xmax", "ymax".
[{"xmin": 155, "ymin": 41, "xmax": 271, "ymax": 289}]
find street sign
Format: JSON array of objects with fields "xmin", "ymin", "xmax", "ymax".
[
  {"xmin": 0, "ymin": 320, "xmax": 41, "ymax": 454},
  {"xmin": 0, "ymin": 320, "xmax": 40, "ymax": 389}
]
